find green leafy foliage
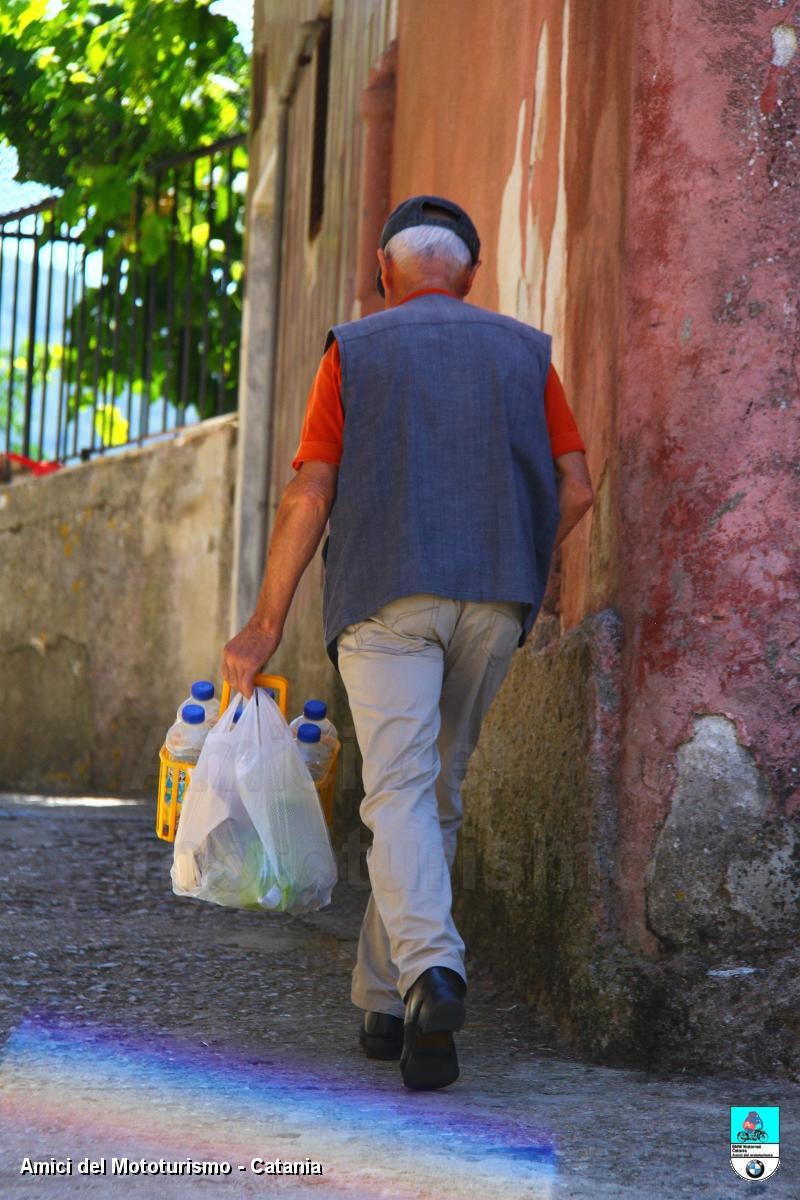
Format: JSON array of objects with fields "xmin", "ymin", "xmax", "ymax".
[
  {"xmin": 0, "ymin": 0, "xmax": 249, "ymax": 247},
  {"xmin": 0, "ymin": 341, "xmax": 61, "ymax": 457},
  {"xmin": 63, "ymin": 195, "xmax": 245, "ymax": 433},
  {"xmin": 0, "ymin": 1, "xmax": 250, "ymax": 449}
]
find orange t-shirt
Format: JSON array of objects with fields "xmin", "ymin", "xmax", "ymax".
[{"xmin": 292, "ymin": 294, "xmax": 585, "ymax": 470}]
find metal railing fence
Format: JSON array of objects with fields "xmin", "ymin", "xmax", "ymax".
[{"xmin": 0, "ymin": 134, "xmax": 247, "ymax": 465}]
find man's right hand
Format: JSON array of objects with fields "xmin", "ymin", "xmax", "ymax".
[{"xmin": 222, "ymin": 619, "xmax": 281, "ymax": 699}]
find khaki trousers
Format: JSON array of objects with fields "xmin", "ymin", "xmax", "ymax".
[{"xmin": 337, "ymin": 594, "xmax": 524, "ymax": 1017}]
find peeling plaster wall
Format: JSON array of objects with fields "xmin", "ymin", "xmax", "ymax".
[
  {"xmin": 392, "ymin": 0, "xmax": 632, "ymax": 624},
  {"xmin": 0, "ymin": 417, "xmax": 237, "ymax": 795},
  {"xmin": 617, "ymin": 0, "xmax": 800, "ymax": 964},
  {"xmin": 496, "ymin": 8, "xmax": 570, "ymax": 354}
]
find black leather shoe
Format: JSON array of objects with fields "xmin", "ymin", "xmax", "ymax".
[
  {"xmin": 401, "ymin": 966, "xmax": 466, "ymax": 1090},
  {"xmin": 358, "ymin": 1012, "xmax": 404, "ymax": 1060}
]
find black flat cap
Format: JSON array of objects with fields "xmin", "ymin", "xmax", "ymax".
[{"xmin": 376, "ymin": 194, "xmax": 480, "ymax": 297}]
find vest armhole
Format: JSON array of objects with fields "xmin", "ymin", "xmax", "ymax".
[{"xmin": 325, "ymin": 328, "xmax": 348, "ymax": 412}]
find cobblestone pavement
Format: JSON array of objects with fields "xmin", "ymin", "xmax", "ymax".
[{"xmin": 1, "ymin": 794, "xmax": 798, "ymax": 1199}]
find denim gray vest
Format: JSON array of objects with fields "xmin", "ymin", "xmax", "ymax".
[{"xmin": 322, "ymin": 292, "xmax": 559, "ymax": 665}]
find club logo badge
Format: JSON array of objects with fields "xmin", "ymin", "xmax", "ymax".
[{"xmin": 730, "ymin": 1107, "xmax": 780, "ymax": 1182}]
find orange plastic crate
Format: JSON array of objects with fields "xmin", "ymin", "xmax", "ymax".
[{"xmin": 155, "ymin": 673, "xmax": 338, "ymax": 841}]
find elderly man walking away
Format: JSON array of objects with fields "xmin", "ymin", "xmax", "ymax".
[{"xmin": 223, "ymin": 196, "xmax": 593, "ymax": 1091}]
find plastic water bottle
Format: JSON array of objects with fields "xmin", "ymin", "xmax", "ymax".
[
  {"xmin": 176, "ymin": 680, "xmax": 219, "ymax": 724},
  {"xmin": 296, "ymin": 722, "xmax": 335, "ymax": 782},
  {"xmin": 165, "ymin": 703, "xmax": 210, "ymax": 765},
  {"xmin": 289, "ymin": 699, "xmax": 338, "ymax": 742}
]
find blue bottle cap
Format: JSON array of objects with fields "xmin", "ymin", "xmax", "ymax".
[
  {"xmin": 303, "ymin": 699, "xmax": 327, "ymax": 720},
  {"xmin": 297, "ymin": 722, "xmax": 322, "ymax": 743},
  {"xmin": 191, "ymin": 680, "xmax": 215, "ymax": 701},
  {"xmin": 182, "ymin": 703, "xmax": 206, "ymax": 724}
]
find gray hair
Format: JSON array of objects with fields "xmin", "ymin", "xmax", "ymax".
[{"xmin": 384, "ymin": 224, "xmax": 472, "ymax": 275}]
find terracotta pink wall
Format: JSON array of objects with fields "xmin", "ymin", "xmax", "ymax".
[
  {"xmin": 392, "ymin": 0, "xmax": 633, "ymax": 626},
  {"xmin": 392, "ymin": 0, "xmax": 562, "ymax": 315},
  {"xmin": 618, "ymin": 1, "xmax": 800, "ymax": 947},
  {"xmin": 392, "ymin": 0, "xmax": 799, "ymax": 956}
]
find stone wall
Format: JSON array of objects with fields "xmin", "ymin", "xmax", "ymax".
[
  {"xmin": 455, "ymin": 611, "xmax": 646, "ymax": 1061},
  {"xmin": 0, "ymin": 416, "xmax": 237, "ymax": 796},
  {"xmin": 457, "ymin": 619, "xmax": 800, "ymax": 1075}
]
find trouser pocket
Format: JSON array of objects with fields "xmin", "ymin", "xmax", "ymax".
[{"xmin": 353, "ymin": 594, "xmax": 442, "ymax": 652}]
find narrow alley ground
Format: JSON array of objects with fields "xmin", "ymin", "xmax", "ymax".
[{"xmin": 1, "ymin": 794, "xmax": 797, "ymax": 1199}]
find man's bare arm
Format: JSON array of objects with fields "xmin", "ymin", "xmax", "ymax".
[
  {"xmin": 553, "ymin": 450, "xmax": 593, "ymax": 546},
  {"xmin": 223, "ymin": 461, "xmax": 338, "ymax": 696}
]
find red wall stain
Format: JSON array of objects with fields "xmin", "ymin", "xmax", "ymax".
[
  {"xmin": 617, "ymin": 0, "xmax": 800, "ymax": 948},
  {"xmin": 760, "ymin": 65, "xmax": 781, "ymax": 116}
]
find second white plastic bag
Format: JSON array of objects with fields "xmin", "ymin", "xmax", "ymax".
[{"xmin": 171, "ymin": 687, "xmax": 337, "ymax": 914}]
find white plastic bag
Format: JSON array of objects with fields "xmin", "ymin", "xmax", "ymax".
[{"xmin": 171, "ymin": 687, "xmax": 337, "ymax": 914}]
